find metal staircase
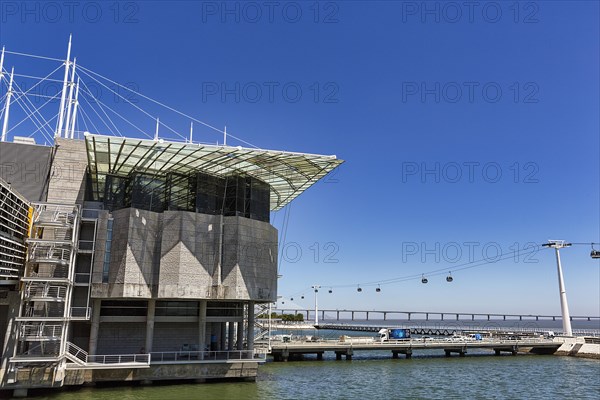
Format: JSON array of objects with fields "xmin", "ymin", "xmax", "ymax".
[{"xmin": 9, "ymin": 204, "xmax": 82, "ymax": 377}]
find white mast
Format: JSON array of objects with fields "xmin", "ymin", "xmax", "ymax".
[
  {"xmin": 64, "ymin": 57, "xmax": 76, "ymax": 140},
  {"xmin": 56, "ymin": 35, "xmax": 72, "ymax": 138},
  {"xmin": 69, "ymin": 78, "xmax": 80, "ymax": 139},
  {"xmin": 0, "ymin": 46, "xmax": 5, "ymax": 93},
  {"xmin": 223, "ymin": 125, "xmax": 227, "ymax": 146},
  {"xmin": 189, "ymin": 122, "xmax": 193, "ymax": 143},
  {"xmin": 543, "ymin": 240, "xmax": 573, "ymax": 336},
  {"xmin": 1, "ymin": 68, "xmax": 14, "ymax": 142},
  {"xmin": 154, "ymin": 117, "xmax": 159, "ymax": 141}
]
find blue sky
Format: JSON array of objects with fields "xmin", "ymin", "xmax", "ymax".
[{"xmin": 1, "ymin": 1, "xmax": 598, "ymax": 316}]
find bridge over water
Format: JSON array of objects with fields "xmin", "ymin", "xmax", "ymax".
[
  {"xmin": 267, "ymin": 337, "xmax": 562, "ymax": 362},
  {"xmin": 278, "ymin": 308, "xmax": 600, "ymax": 323}
]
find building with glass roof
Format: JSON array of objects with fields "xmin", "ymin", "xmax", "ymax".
[{"xmin": 0, "ymin": 134, "xmax": 342, "ymax": 393}]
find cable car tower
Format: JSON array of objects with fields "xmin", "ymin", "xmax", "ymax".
[{"xmin": 542, "ymin": 240, "xmax": 573, "ymax": 336}]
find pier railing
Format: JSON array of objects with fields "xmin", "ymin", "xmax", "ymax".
[{"xmin": 150, "ymin": 350, "xmax": 262, "ymax": 363}]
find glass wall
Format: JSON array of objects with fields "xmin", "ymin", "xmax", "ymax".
[{"xmin": 92, "ymin": 171, "xmax": 270, "ymax": 223}]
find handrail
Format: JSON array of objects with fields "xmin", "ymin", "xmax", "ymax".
[
  {"xmin": 66, "ymin": 341, "xmax": 88, "ymax": 363},
  {"xmin": 88, "ymin": 354, "xmax": 151, "ymax": 365},
  {"xmin": 149, "ymin": 350, "xmax": 257, "ymax": 363},
  {"xmin": 65, "ymin": 342, "xmax": 151, "ymax": 366}
]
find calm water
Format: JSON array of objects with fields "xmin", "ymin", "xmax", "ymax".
[{"xmin": 23, "ymin": 354, "xmax": 600, "ymax": 400}]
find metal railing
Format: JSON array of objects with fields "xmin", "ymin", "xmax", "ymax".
[
  {"xmin": 65, "ymin": 342, "xmax": 151, "ymax": 366},
  {"xmin": 33, "ymin": 205, "xmax": 76, "ymax": 226},
  {"xmin": 20, "ymin": 323, "xmax": 63, "ymax": 339},
  {"xmin": 150, "ymin": 350, "xmax": 258, "ymax": 363},
  {"xmin": 66, "ymin": 341, "xmax": 88, "ymax": 364},
  {"xmin": 28, "ymin": 245, "xmax": 72, "ymax": 263},
  {"xmin": 25, "ymin": 284, "xmax": 67, "ymax": 299},
  {"xmin": 88, "ymin": 354, "xmax": 151, "ymax": 364}
]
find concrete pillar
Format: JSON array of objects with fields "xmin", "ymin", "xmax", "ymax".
[
  {"xmin": 426, "ymin": 313, "xmax": 429, "ymax": 321},
  {"xmin": 336, "ymin": 311, "xmax": 340, "ymax": 320},
  {"xmin": 198, "ymin": 300, "xmax": 207, "ymax": 357},
  {"xmin": 366, "ymin": 311, "xmax": 369, "ymax": 321},
  {"xmin": 456, "ymin": 314, "xmax": 459, "ymax": 321},
  {"xmin": 247, "ymin": 301, "xmax": 255, "ymax": 351},
  {"xmin": 236, "ymin": 321, "xmax": 244, "ymax": 350},
  {"xmin": 321, "ymin": 310, "xmax": 325, "ymax": 321},
  {"xmin": 220, "ymin": 322, "xmax": 227, "ymax": 351},
  {"xmin": 228, "ymin": 321, "xmax": 235, "ymax": 351},
  {"xmin": 88, "ymin": 299, "xmax": 101, "ymax": 355},
  {"xmin": 383, "ymin": 312, "xmax": 386, "ymax": 321},
  {"xmin": 405, "ymin": 349, "xmax": 412, "ymax": 359},
  {"xmin": 145, "ymin": 299, "xmax": 156, "ymax": 353},
  {"xmin": 316, "ymin": 352, "xmax": 323, "ymax": 360},
  {"xmin": 392, "ymin": 351, "xmax": 399, "ymax": 359}
]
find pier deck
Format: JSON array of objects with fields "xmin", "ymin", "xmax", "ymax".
[{"xmin": 268, "ymin": 338, "xmax": 561, "ymax": 361}]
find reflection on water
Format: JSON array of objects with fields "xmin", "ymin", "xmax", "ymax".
[{"xmin": 26, "ymin": 355, "xmax": 599, "ymax": 400}]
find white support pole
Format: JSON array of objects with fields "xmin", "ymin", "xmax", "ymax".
[
  {"xmin": 189, "ymin": 121, "xmax": 193, "ymax": 143},
  {"xmin": 554, "ymin": 247, "xmax": 573, "ymax": 336},
  {"xmin": 64, "ymin": 57, "xmax": 76, "ymax": 140},
  {"xmin": 0, "ymin": 46, "xmax": 5, "ymax": 92},
  {"xmin": 312, "ymin": 285, "xmax": 321, "ymax": 325},
  {"xmin": 1, "ymin": 68, "xmax": 14, "ymax": 142},
  {"xmin": 544, "ymin": 240, "xmax": 573, "ymax": 336},
  {"xmin": 69, "ymin": 78, "xmax": 80, "ymax": 139},
  {"xmin": 56, "ymin": 35, "xmax": 72, "ymax": 138},
  {"xmin": 223, "ymin": 126, "xmax": 227, "ymax": 146},
  {"xmin": 154, "ymin": 117, "xmax": 160, "ymax": 141}
]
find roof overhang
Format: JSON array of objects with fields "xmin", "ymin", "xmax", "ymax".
[{"xmin": 84, "ymin": 134, "xmax": 344, "ymax": 211}]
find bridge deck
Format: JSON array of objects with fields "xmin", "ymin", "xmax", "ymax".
[{"xmin": 268, "ymin": 338, "xmax": 560, "ymax": 361}]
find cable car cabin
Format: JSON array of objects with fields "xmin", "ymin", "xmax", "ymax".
[{"xmin": 591, "ymin": 250, "xmax": 600, "ymax": 259}]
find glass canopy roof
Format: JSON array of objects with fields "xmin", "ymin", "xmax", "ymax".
[{"xmin": 85, "ymin": 134, "xmax": 344, "ymax": 211}]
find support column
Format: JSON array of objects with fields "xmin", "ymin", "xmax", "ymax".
[
  {"xmin": 247, "ymin": 301, "xmax": 255, "ymax": 351},
  {"xmin": 220, "ymin": 322, "xmax": 227, "ymax": 351},
  {"xmin": 88, "ymin": 299, "xmax": 101, "ymax": 355},
  {"xmin": 198, "ymin": 300, "xmax": 207, "ymax": 357},
  {"xmin": 145, "ymin": 299, "xmax": 156, "ymax": 353},
  {"xmin": 237, "ymin": 321, "xmax": 244, "ymax": 350},
  {"xmin": 228, "ymin": 321, "xmax": 235, "ymax": 351}
]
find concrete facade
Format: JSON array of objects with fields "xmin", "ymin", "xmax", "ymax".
[
  {"xmin": 0, "ymin": 138, "xmax": 283, "ymax": 394},
  {"xmin": 91, "ymin": 209, "xmax": 277, "ymax": 301}
]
